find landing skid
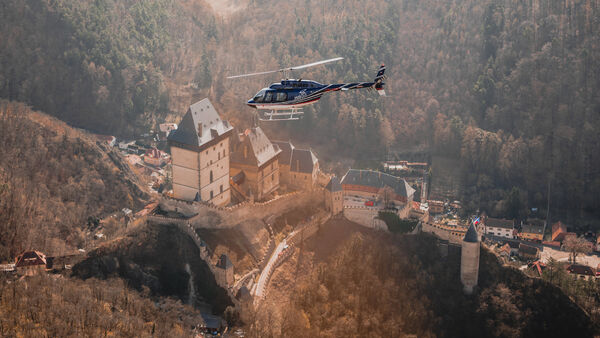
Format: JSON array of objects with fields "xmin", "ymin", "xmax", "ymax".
[{"xmin": 259, "ymin": 108, "xmax": 304, "ymax": 121}]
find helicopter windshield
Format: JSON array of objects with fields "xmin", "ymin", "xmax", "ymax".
[{"xmin": 253, "ymin": 89, "xmax": 267, "ymax": 103}]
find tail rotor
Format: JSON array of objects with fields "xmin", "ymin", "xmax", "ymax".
[{"xmin": 373, "ymin": 64, "xmax": 386, "ymax": 96}]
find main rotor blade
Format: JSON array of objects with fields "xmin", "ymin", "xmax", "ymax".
[
  {"xmin": 289, "ymin": 57, "xmax": 344, "ymax": 70},
  {"xmin": 226, "ymin": 57, "xmax": 343, "ymax": 79},
  {"xmin": 226, "ymin": 69, "xmax": 282, "ymax": 79}
]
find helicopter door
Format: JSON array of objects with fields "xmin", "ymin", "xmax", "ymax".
[
  {"xmin": 264, "ymin": 91, "xmax": 273, "ymax": 103},
  {"xmin": 275, "ymin": 92, "xmax": 287, "ymax": 102}
]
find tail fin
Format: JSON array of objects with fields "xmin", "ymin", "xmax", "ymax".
[{"xmin": 374, "ymin": 64, "xmax": 386, "ymax": 96}]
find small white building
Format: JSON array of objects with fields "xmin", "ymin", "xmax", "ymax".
[
  {"xmin": 158, "ymin": 123, "xmax": 178, "ymax": 140},
  {"xmin": 483, "ymin": 217, "xmax": 515, "ymax": 239}
]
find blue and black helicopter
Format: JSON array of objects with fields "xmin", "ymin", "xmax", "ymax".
[{"xmin": 227, "ymin": 57, "xmax": 386, "ymax": 121}]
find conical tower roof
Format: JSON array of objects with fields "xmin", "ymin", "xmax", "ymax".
[{"xmin": 463, "ymin": 222, "xmax": 479, "ymax": 243}]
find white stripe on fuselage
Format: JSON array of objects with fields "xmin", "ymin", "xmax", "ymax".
[{"xmin": 254, "ymin": 99, "xmax": 319, "ymax": 110}]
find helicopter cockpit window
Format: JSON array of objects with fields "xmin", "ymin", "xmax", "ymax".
[
  {"xmin": 264, "ymin": 91, "xmax": 273, "ymax": 102},
  {"xmin": 275, "ymin": 92, "xmax": 287, "ymax": 102},
  {"xmin": 253, "ymin": 90, "xmax": 266, "ymax": 103}
]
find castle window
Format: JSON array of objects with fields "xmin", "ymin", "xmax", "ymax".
[
  {"xmin": 210, "ymin": 191, "xmax": 214, "ymax": 199},
  {"xmin": 218, "ymin": 152, "xmax": 221, "ymax": 160},
  {"xmin": 220, "ymin": 185, "xmax": 223, "ymax": 193},
  {"xmin": 210, "ymin": 170, "xmax": 213, "ymax": 183}
]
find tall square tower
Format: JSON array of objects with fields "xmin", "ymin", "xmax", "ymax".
[{"xmin": 168, "ymin": 99, "xmax": 233, "ymax": 206}]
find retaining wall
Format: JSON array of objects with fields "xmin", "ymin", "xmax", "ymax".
[{"xmin": 159, "ymin": 188, "xmax": 325, "ymax": 229}]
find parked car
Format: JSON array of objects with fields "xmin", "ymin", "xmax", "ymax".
[{"xmin": 365, "ymin": 201, "xmax": 374, "ymax": 207}]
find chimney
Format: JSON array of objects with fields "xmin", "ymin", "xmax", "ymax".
[
  {"xmin": 359, "ymin": 170, "xmax": 362, "ymax": 179},
  {"xmin": 197, "ymin": 123, "xmax": 202, "ymax": 137},
  {"xmin": 244, "ymin": 145, "xmax": 248, "ymax": 159},
  {"xmin": 296, "ymin": 160, "xmax": 300, "ymax": 172}
]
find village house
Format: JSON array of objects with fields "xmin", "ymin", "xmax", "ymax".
[
  {"xmin": 230, "ymin": 127, "xmax": 281, "ymax": 201},
  {"xmin": 168, "ymin": 99, "xmax": 233, "ymax": 206},
  {"xmin": 272, "ymin": 140, "xmax": 319, "ymax": 190},
  {"xmin": 484, "ymin": 217, "xmax": 515, "ymax": 239},
  {"xmin": 528, "ymin": 261, "xmax": 546, "ymax": 277},
  {"xmin": 324, "ymin": 176, "xmax": 343, "ymax": 215},
  {"xmin": 551, "ymin": 221, "xmax": 568, "ymax": 242},
  {"xmin": 143, "ymin": 147, "xmax": 167, "ymax": 167},
  {"xmin": 158, "ymin": 123, "xmax": 178, "ymax": 141},
  {"xmin": 518, "ymin": 243, "xmax": 539, "ymax": 260},
  {"xmin": 518, "ymin": 219, "xmax": 545, "ymax": 242},
  {"xmin": 198, "ymin": 313, "xmax": 227, "ymax": 335},
  {"xmin": 14, "ymin": 250, "xmax": 48, "ymax": 275},
  {"xmin": 498, "ymin": 241, "xmax": 519, "ymax": 257},
  {"xmin": 566, "ymin": 264, "xmax": 597, "ymax": 280},
  {"xmin": 340, "ymin": 169, "xmax": 415, "ymax": 207}
]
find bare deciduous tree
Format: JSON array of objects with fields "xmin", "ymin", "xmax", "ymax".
[{"xmin": 563, "ymin": 235, "xmax": 593, "ymax": 264}]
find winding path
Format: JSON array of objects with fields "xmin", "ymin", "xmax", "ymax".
[{"xmin": 253, "ymin": 237, "xmax": 290, "ymax": 301}]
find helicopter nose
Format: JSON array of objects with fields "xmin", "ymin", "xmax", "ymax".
[{"xmin": 247, "ymin": 100, "xmax": 256, "ymax": 108}]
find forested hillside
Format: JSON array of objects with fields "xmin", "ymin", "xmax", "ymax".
[
  {"xmin": 0, "ymin": 0, "xmax": 214, "ymax": 136},
  {"xmin": 1, "ymin": 0, "xmax": 599, "ymax": 222},
  {"xmin": 248, "ymin": 234, "xmax": 595, "ymax": 337},
  {"xmin": 0, "ymin": 101, "xmax": 146, "ymax": 261},
  {"xmin": 0, "ymin": 274, "xmax": 200, "ymax": 337}
]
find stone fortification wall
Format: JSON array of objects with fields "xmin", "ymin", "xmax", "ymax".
[
  {"xmin": 145, "ymin": 214, "xmax": 241, "ymax": 307},
  {"xmin": 159, "ymin": 188, "xmax": 325, "ymax": 229},
  {"xmin": 422, "ymin": 221, "xmax": 465, "ymax": 245},
  {"xmin": 343, "ymin": 207, "xmax": 384, "ymax": 230},
  {"xmin": 255, "ymin": 212, "xmax": 331, "ymax": 301}
]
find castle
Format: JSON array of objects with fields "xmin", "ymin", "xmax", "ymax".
[{"xmin": 167, "ymin": 99, "xmax": 234, "ymax": 206}]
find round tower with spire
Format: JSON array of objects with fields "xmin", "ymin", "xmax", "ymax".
[{"xmin": 460, "ymin": 222, "xmax": 480, "ymax": 294}]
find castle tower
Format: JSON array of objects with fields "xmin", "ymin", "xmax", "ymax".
[
  {"xmin": 460, "ymin": 222, "xmax": 480, "ymax": 294},
  {"xmin": 324, "ymin": 176, "xmax": 343, "ymax": 215},
  {"xmin": 168, "ymin": 99, "xmax": 233, "ymax": 206}
]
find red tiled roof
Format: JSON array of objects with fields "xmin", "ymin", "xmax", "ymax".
[
  {"xmin": 567, "ymin": 264, "xmax": 595, "ymax": 276},
  {"xmin": 529, "ymin": 261, "xmax": 545, "ymax": 276},
  {"xmin": 552, "ymin": 221, "xmax": 567, "ymax": 241}
]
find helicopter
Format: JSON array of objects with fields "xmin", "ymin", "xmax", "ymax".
[{"xmin": 227, "ymin": 57, "xmax": 386, "ymax": 121}]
